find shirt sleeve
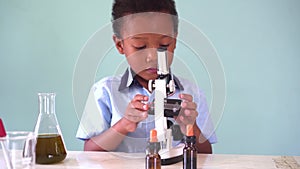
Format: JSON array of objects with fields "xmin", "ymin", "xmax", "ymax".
[
  {"xmin": 76, "ymin": 83, "xmax": 111, "ymax": 140},
  {"xmin": 195, "ymin": 89, "xmax": 218, "ymax": 144}
]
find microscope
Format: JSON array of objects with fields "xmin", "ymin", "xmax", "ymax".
[{"xmin": 148, "ymin": 47, "xmax": 184, "ymax": 165}]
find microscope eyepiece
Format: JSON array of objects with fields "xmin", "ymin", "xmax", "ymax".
[{"xmin": 157, "ymin": 46, "xmax": 167, "ymax": 52}]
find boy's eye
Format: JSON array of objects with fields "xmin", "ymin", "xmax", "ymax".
[
  {"xmin": 134, "ymin": 45, "xmax": 146, "ymax": 50},
  {"xmin": 159, "ymin": 44, "xmax": 170, "ymax": 48}
]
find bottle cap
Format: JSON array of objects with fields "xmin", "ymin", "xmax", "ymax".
[
  {"xmin": 150, "ymin": 129, "xmax": 158, "ymax": 142},
  {"xmin": 186, "ymin": 124, "xmax": 194, "ymax": 136},
  {"xmin": 0, "ymin": 118, "xmax": 7, "ymax": 137}
]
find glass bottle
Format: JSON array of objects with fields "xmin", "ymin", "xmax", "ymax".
[
  {"xmin": 183, "ymin": 125, "xmax": 197, "ymax": 169},
  {"xmin": 145, "ymin": 129, "xmax": 161, "ymax": 169},
  {"xmin": 34, "ymin": 93, "xmax": 67, "ymax": 164}
]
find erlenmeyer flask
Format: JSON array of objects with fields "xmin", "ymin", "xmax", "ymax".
[{"xmin": 34, "ymin": 93, "xmax": 67, "ymax": 164}]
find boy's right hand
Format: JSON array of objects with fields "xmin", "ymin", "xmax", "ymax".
[{"xmin": 122, "ymin": 94, "xmax": 149, "ymax": 132}]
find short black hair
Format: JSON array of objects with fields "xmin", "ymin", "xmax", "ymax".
[{"xmin": 112, "ymin": 0, "xmax": 178, "ymax": 38}]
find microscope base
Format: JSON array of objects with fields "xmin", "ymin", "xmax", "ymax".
[{"xmin": 160, "ymin": 144, "xmax": 184, "ymax": 165}]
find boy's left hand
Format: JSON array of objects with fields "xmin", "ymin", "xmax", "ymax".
[{"xmin": 176, "ymin": 93, "xmax": 198, "ymax": 133}]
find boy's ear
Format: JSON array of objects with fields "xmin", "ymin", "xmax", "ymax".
[
  {"xmin": 173, "ymin": 33, "xmax": 178, "ymax": 49},
  {"xmin": 113, "ymin": 35, "xmax": 124, "ymax": 54}
]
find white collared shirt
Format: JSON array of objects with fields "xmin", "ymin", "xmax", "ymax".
[{"xmin": 76, "ymin": 68, "xmax": 217, "ymax": 152}]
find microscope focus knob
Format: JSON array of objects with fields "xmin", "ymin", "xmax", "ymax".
[
  {"xmin": 168, "ymin": 80, "xmax": 175, "ymax": 94},
  {"xmin": 148, "ymin": 79, "xmax": 155, "ymax": 92}
]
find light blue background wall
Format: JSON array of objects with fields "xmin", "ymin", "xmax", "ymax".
[{"xmin": 1, "ymin": 0, "xmax": 299, "ymax": 155}]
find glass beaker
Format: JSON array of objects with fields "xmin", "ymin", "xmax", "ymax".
[{"xmin": 34, "ymin": 93, "xmax": 67, "ymax": 164}]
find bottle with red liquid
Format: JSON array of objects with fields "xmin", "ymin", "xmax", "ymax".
[
  {"xmin": 34, "ymin": 93, "xmax": 67, "ymax": 164},
  {"xmin": 183, "ymin": 124, "xmax": 197, "ymax": 169},
  {"xmin": 145, "ymin": 129, "xmax": 161, "ymax": 169}
]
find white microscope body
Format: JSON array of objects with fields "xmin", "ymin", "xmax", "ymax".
[{"xmin": 148, "ymin": 48, "xmax": 182, "ymax": 165}]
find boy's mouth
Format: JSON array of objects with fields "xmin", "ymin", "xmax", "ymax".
[{"xmin": 146, "ymin": 68, "xmax": 158, "ymax": 74}]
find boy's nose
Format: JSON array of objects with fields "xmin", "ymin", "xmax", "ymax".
[{"xmin": 145, "ymin": 48, "xmax": 158, "ymax": 63}]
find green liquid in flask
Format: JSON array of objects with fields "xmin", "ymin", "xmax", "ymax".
[{"xmin": 35, "ymin": 134, "xmax": 67, "ymax": 164}]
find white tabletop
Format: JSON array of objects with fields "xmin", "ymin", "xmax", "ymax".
[{"xmin": 32, "ymin": 151, "xmax": 300, "ymax": 169}]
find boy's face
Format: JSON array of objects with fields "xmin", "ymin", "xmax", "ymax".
[{"xmin": 113, "ymin": 13, "xmax": 177, "ymax": 81}]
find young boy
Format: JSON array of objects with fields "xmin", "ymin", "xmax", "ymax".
[{"xmin": 76, "ymin": 0, "xmax": 217, "ymax": 153}]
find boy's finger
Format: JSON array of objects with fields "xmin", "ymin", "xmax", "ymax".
[
  {"xmin": 178, "ymin": 115, "xmax": 196, "ymax": 125},
  {"xmin": 179, "ymin": 93, "xmax": 193, "ymax": 102},
  {"xmin": 133, "ymin": 94, "xmax": 148, "ymax": 101},
  {"xmin": 181, "ymin": 101, "xmax": 197, "ymax": 110},
  {"xmin": 130, "ymin": 101, "xmax": 149, "ymax": 110},
  {"xmin": 184, "ymin": 109, "xmax": 198, "ymax": 118},
  {"xmin": 127, "ymin": 108, "xmax": 148, "ymax": 117}
]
